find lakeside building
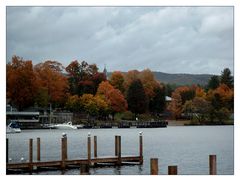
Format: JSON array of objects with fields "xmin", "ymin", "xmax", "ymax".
[{"xmin": 6, "ymin": 104, "xmax": 73, "ymax": 129}]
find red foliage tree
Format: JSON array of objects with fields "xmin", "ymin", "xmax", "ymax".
[{"xmin": 7, "ymin": 56, "xmax": 37, "ymax": 110}]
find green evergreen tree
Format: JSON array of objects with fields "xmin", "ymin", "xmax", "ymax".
[
  {"xmin": 220, "ymin": 68, "xmax": 233, "ymax": 88},
  {"xmin": 149, "ymin": 86, "xmax": 166, "ymax": 115},
  {"xmin": 127, "ymin": 79, "xmax": 148, "ymax": 119},
  {"xmin": 207, "ymin": 75, "xmax": 220, "ymax": 90}
]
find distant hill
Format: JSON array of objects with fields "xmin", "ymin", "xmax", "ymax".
[
  {"xmin": 107, "ymin": 71, "xmax": 214, "ymax": 86},
  {"xmin": 152, "ymin": 72, "xmax": 213, "ymax": 86}
]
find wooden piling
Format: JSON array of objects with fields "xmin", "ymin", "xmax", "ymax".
[
  {"xmin": 115, "ymin": 135, "xmax": 118, "ymax": 156},
  {"xmin": 37, "ymin": 138, "xmax": 41, "ymax": 161},
  {"xmin": 80, "ymin": 164, "xmax": 89, "ymax": 175},
  {"xmin": 139, "ymin": 132, "xmax": 143, "ymax": 164},
  {"xmin": 209, "ymin": 155, "xmax": 217, "ymax": 175},
  {"xmin": 29, "ymin": 139, "xmax": 33, "ymax": 171},
  {"xmin": 117, "ymin": 136, "xmax": 122, "ymax": 165},
  {"xmin": 150, "ymin": 158, "xmax": 158, "ymax": 175},
  {"xmin": 63, "ymin": 137, "xmax": 68, "ymax": 160},
  {"xmin": 6, "ymin": 138, "xmax": 8, "ymax": 163},
  {"xmin": 94, "ymin": 136, "xmax": 97, "ymax": 158},
  {"xmin": 168, "ymin": 166, "xmax": 178, "ymax": 175},
  {"xmin": 88, "ymin": 134, "xmax": 91, "ymax": 165},
  {"xmin": 61, "ymin": 137, "xmax": 67, "ymax": 169}
]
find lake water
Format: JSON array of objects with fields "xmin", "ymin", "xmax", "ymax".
[{"xmin": 7, "ymin": 126, "xmax": 234, "ymax": 175}]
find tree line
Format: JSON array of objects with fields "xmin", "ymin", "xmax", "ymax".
[
  {"xmin": 168, "ymin": 68, "xmax": 233, "ymax": 124},
  {"xmin": 7, "ymin": 56, "xmax": 233, "ymax": 123}
]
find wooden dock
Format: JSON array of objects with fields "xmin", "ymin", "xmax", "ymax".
[{"xmin": 6, "ymin": 132, "xmax": 143, "ymax": 174}]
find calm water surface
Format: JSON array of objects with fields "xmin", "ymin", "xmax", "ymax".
[{"xmin": 7, "ymin": 126, "xmax": 234, "ymax": 175}]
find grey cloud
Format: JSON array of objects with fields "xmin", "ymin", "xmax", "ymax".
[{"xmin": 7, "ymin": 7, "xmax": 233, "ymax": 74}]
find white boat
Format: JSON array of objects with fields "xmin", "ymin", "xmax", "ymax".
[
  {"xmin": 6, "ymin": 121, "xmax": 21, "ymax": 134},
  {"xmin": 53, "ymin": 122, "xmax": 78, "ymax": 130}
]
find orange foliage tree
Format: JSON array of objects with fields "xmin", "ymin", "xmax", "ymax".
[
  {"xmin": 7, "ymin": 56, "xmax": 37, "ymax": 110},
  {"xmin": 138, "ymin": 69, "xmax": 160, "ymax": 99},
  {"xmin": 109, "ymin": 71, "xmax": 125, "ymax": 94},
  {"xmin": 97, "ymin": 81, "xmax": 128, "ymax": 120},
  {"xmin": 207, "ymin": 83, "xmax": 233, "ymax": 111},
  {"xmin": 167, "ymin": 91, "xmax": 182, "ymax": 119},
  {"xmin": 34, "ymin": 60, "xmax": 69, "ymax": 107}
]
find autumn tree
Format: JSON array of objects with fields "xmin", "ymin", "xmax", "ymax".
[
  {"xmin": 109, "ymin": 71, "xmax": 125, "ymax": 93},
  {"xmin": 192, "ymin": 97, "xmax": 211, "ymax": 123},
  {"xmin": 177, "ymin": 86, "xmax": 195, "ymax": 105},
  {"xmin": 183, "ymin": 100, "xmax": 194, "ymax": 119},
  {"xmin": 65, "ymin": 95, "xmax": 81, "ymax": 112},
  {"xmin": 167, "ymin": 91, "xmax": 182, "ymax": 119},
  {"xmin": 126, "ymin": 79, "xmax": 148, "ymax": 119},
  {"xmin": 7, "ymin": 56, "xmax": 37, "ymax": 110},
  {"xmin": 66, "ymin": 60, "xmax": 106, "ymax": 96},
  {"xmin": 207, "ymin": 84, "xmax": 233, "ymax": 111},
  {"xmin": 195, "ymin": 86, "xmax": 206, "ymax": 98},
  {"xmin": 123, "ymin": 70, "xmax": 140, "ymax": 93},
  {"xmin": 97, "ymin": 81, "xmax": 127, "ymax": 120},
  {"xmin": 206, "ymin": 83, "xmax": 233, "ymax": 122},
  {"xmin": 139, "ymin": 69, "xmax": 160, "ymax": 99},
  {"xmin": 79, "ymin": 94, "xmax": 108, "ymax": 119},
  {"xmin": 34, "ymin": 60, "xmax": 69, "ymax": 107}
]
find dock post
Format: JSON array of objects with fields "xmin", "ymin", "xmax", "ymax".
[
  {"xmin": 150, "ymin": 158, "xmax": 158, "ymax": 175},
  {"xmin": 6, "ymin": 138, "xmax": 8, "ymax": 163},
  {"xmin": 93, "ymin": 135, "xmax": 97, "ymax": 166},
  {"xmin": 94, "ymin": 136, "xmax": 97, "ymax": 158},
  {"xmin": 88, "ymin": 132, "xmax": 91, "ymax": 166},
  {"xmin": 168, "ymin": 166, "xmax": 178, "ymax": 175},
  {"xmin": 139, "ymin": 132, "xmax": 143, "ymax": 164},
  {"xmin": 29, "ymin": 138, "xmax": 33, "ymax": 171},
  {"xmin": 209, "ymin": 155, "xmax": 217, "ymax": 175},
  {"xmin": 80, "ymin": 164, "xmax": 90, "ymax": 175},
  {"xmin": 115, "ymin": 135, "xmax": 118, "ymax": 156},
  {"xmin": 117, "ymin": 136, "xmax": 121, "ymax": 166},
  {"xmin": 37, "ymin": 137, "xmax": 41, "ymax": 161},
  {"xmin": 61, "ymin": 133, "xmax": 67, "ymax": 169}
]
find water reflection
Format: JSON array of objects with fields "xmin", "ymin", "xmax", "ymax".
[
  {"xmin": 113, "ymin": 166, "xmax": 121, "ymax": 175},
  {"xmin": 137, "ymin": 165, "xmax": 143, "ymax": 174}
]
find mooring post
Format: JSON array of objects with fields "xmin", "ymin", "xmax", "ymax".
[
  {"xmin": 139, "ymin": 132, "xmax": 143, "ymax": 164},
  {"xmin": 80, "ymin": 164, "xmax": 90, "ymax": 175},
  {"xmin": 117, "ymin": 136, "xmax": 122, "ymax": 165},
  {"xmin": 61, "ymin": 133, "xmax": 67, "ymax": 169},
  {"xmin": 150, "ymin": 158, "xmax": 158, "ymax": 175},
  {"xmin": 6, "ymin": 138, "xmax": 9, "ymax": 164},
  {"xmin": 88, "ymin": 132, "xmax": 91, "ymax": 166},
  {"xmin": 209, "ymin": 155, "xmax": 217, "ymax": 175},
  {"xmin": 115, "ymin": 135, "xmax": 118, "ymax": 156},
  {"xmin": 37, "ymin": 137, "xmax": 41, "ymax": 161},
  {"xmin": 29, "ymin": 138, "xmax": 33, "ymax": 171},
  {"xmin": 94, "ymin": 136, "xmax": 97, "ymax": 158},
  {"xmin": 168, "ymin": 165, "xmax": 178, "ymax": 175}
]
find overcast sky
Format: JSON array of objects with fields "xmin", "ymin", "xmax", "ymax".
[{"xmin": 7, "ymin": 7, "xmax": 233, "ymax": 75}]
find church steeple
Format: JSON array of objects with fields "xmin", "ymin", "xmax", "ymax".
[{"xmin": 103, "ymin": 64, "xmax": 107, "ymax": 79}]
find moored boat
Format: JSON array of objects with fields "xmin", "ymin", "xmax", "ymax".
[
  {"xmin": 6, "ymin": 121, "xmax": 21, "ymax": 133},
  {"xmin": 53, "ymin": 122, "xmax": 78, "ymax": 129}
]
